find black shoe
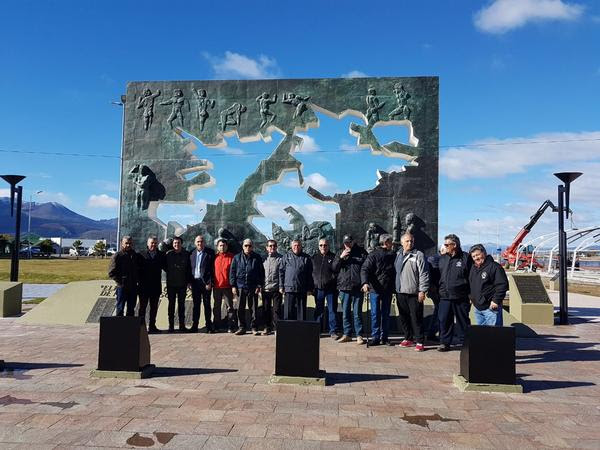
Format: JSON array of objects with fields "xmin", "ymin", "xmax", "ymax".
[
  {"xmin": 206, "ymin": 327, "xmax": 215, "ymax": 334},
  {"xmin": 179, "ymin": 326, "xmax": 188, "ymax": 333},
  {"xmin": 438, "ymin": 344, "xmax": 450, "ymax": 352},
  {"xmin": 368, "ymin": 339, "xmax": 381, "ymax": 346},
  {"xmin": 148, "ymin": 327, "xmax": 161, "ymax": 334},
  {"xmin": 381, "ymin": 339, "xmax": 395, "ymax": 346},
  {"xmin": 168, "ymin": 326, "xmax": 175, "ymax": 333},
  {"xmin": 189, "ymin": 326, "xmax": 199, "ymax": 333}
]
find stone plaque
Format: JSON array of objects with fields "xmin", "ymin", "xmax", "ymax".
[
  {"xmin": 512, "ymin": 275, "xmax": 551, "ymax": 304},
  {"xmin": 86, "ymin": 297, "xmax": 117, "ymax": 323}
]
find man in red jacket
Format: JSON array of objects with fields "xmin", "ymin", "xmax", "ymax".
[{"xmin": 213, "ymin": 239, "xmax": 236, "ymax": 332}]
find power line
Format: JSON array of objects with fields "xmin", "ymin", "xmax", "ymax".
[{"xmin": 1, "ymin": 137, "xmax": 599, "ymax": 160}]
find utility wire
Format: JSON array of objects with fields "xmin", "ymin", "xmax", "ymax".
[{"xmin": 1, "ymin": 137, "xmax": 599, "ymax": 160}]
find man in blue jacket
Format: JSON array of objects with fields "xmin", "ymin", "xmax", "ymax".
[
  {"xmin": 438, "ymin": 234, "xmax": 472, "ymax": 351},
  {"xmin": 279, "ymin": 239, "xmax": 314, "ymax": 320},
  {"xmin": 468, "ymin": 244, "xmax": 509, "ymax": 326},
  {"xmin": 229, "ymin": 238, "xmax": 265, "ymax": 335}
]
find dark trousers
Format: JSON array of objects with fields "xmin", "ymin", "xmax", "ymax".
[
  {"xmin": 397, "ymin": 293, "xmax": 424, "ymax": 343},
  {"xmin": 238, "ymin": 288, "xmax": 259, "ymax": 331},
  {"xmin": 284, "ymin": 292, "xmax": 307, "ymax": 320},
  {"xmin": 370, "ymin": 291, "xmax": 392, "ymax": 340},
  {"xmin": 262, "ymin": 290, "xmax": 282, "ymax": 331},
  {"xmin": 191, "ymin": 279, "xmax": 212, "ymax": 330},
  {"xmin": 314, "ymin": 289, "xmax": 339, "ymax": 334},
  {"xmin": 138, "ymin": 292, "xmax": 160, "ymax": 328},
  {"xmin": 116, "ymin": 287, "xmax": 137, "ymax": 317},
  {"xmin": 167, "ymin": 285, "xmax": 187, "ymax": 328},
  {"xmin": 214, "ymin": 287, "xmax": 236, "ymax": 330},
  {"xmin": 438, "ymin": 298, "xmax": 471, "ymax": 346}
]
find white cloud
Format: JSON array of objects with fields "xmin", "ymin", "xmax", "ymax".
[
  {"xmin": 296, "ymin": 134, "xmax": 320, "ymax": 152},
  {"xmin": 385, "ymin": 164, "xmax": 406, "ymax": 173},
  {"xmin": 203, "ymin": 51, "xmax": 280, "ymax": 79},
  {"xmin": 340, "ymin": 142, "xmax": 360, "ymax": 153},
  {"xmin": 474, "ymin": 0, "xmax": 584, "ymax": 34},
  {"xmin": 440, "ymin": 131, "xmax": 600, "ymax": 180},
  {"xmin": 37, "ymin": 191, "xmax": 71, "ymax": 205},
  {"xmin": 304, "ymin": 173, "xmax": 337, "ymax": 192},
  {"xmin": 87, "ymin": 194, "xmax": 118, "ymax": 209},
  {"xmin": 0, "ymin": 188, "xmax": 10, "ymax": 197},
  {"xmin": 342, "ymin": 70, "xmax": 368, "ymax": 78}
]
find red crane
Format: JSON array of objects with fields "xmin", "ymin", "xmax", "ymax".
[{"xmin": 501, "ymin": 200, "xmax": 558, "ymax": 270}]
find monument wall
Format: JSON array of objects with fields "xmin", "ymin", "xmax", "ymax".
[{"xmin": 119, "ymin": 77, "xmax": 438, "ymax": 254}]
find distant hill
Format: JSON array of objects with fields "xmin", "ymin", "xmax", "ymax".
[{"xmin": 0, "ymin": 197, "xmax": 117, "ymax": 240}]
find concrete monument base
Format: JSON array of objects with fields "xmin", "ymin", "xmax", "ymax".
[
  {"xmin": 269, "ymin": 372, "xmax": 326, "ymax": 386},
  {"xmin": 0, "ymin": 281, "xmax": 22, "ymax": 317},
  {"xmin": 90, "ymin": 364, "xmax": 155, "ymax": 379},
  {"xmin": 453, "ymin": 374, "xmax": 523, "ymax": 394}
]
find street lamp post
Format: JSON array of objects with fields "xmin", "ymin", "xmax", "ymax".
[
  {"xmin": 27, "ymin": 190, "xmax": 43, "ymax": 259},
  {"xmin": 1, "ymin": 175, "xmax": 26, "ymax": 282},
  {"xmin": 554, "ymin": 172, "xmax": 582, "ymax": 325}
]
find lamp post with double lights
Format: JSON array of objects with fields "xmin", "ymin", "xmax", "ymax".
[
  {"xmin": 554, "ymin": 172, "xmax": 582, "ymax": 325},
  {"xmin": 1, "ymin": 175, "xmax": 26, "ymax": 281}
]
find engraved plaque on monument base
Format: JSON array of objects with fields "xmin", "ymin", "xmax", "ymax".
[{"xmin": 508, "ymin": 273, "xmax": 554, "ymax": 325}]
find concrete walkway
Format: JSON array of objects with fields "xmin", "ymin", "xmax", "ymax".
[{"xmin": 1, "ymin": 298, "xmax": 600, "ymax": 449}]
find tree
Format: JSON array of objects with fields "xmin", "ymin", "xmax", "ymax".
[
  {"xmin": 0, "ymin": 234, "xmax": 12, "ymax": 255},
  {"xmin": 93, "ymin": 241, "xmax": 106, "ymax": 258},
  {"xmin": 72, "ymin": 240, "xmax": 83, "ymax": 259},
  {"xmin": 39, "ymin": 239, "xmax": 54, "ymax": 256}
]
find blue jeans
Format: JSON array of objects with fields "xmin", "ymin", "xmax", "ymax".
[
  {"xmin": 370, "ymin": 291, "xmax": 392, "ymax": 340},
  {"xmin": 314, "ymin": 289, "xmax": 340, "ymax": 335},
  {"xmin": 474, "ymin": 307, "xmax": 503, "ymax": 326},
  {"xmin": 340, "ymin": 290, "xmax": 363, "ymax": 337},
  {"xmin": 115, "ymin": 287, "xmax": 137, "ymax": 317}
]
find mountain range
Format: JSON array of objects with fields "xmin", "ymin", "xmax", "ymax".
[{"xmin": 0, "ymin": 197, "xmax": 117, "ymax": 241}]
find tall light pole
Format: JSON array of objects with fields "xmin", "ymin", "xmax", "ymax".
[
  {"xmin": 554, "ymin": 172, "xmax": 582, "ymax": 325},
  {"xmin": 112, "ymin": 96, "xmax": 126, "ymax": 244},
  {"xmin": 1, "ymin": 175, "xmax": 26, "ymax": 281},
  {"xmin": 27, "ymin": 190, "xmax": 43, "ymax": 258}
]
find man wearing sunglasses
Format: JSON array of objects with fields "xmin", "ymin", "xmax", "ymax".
[
  {"xmin": 229, "ymin": 238, "xmax": 265, "ymax": 335},
  {"xmin": 312, "ymin": 238, "xmax": 340, "ymax": 338}
]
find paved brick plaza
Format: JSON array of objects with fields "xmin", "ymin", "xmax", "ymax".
[{"xmin": 1, "ymin": 299, "xmax": 599, "ymax": 449}]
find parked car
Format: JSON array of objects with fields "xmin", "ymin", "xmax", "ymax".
[
  {"xmin": 106, "ymin": 247, "xmax": 117, "ymax": 256},
  {"xmin": 69, "ymin": 248, "xmax": 84, "ymax": 257}
]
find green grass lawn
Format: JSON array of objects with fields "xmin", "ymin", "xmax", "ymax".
[{"xmin": 0, "ymin": 258, "xmax": 111, "ymax": 284}]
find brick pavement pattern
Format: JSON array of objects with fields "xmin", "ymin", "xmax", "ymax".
[{"xmin": 0, "ymin": 311, "xmax": 599, "ymax": 449}]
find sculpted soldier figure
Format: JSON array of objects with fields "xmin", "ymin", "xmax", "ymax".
[
  {"xmin": 364, "ymin": 222, "xmax": 380, "ymax": 254},
  {"xmin": 137, "ymin": 88, "xmax": 161, "ymax": 131},
  {"xmin": 194, "ymin": 88, "xmax": 216, "ymax": 131},
  {"xmin": 219, "ymin": 103, "xmax": 247, "ymax": 131},
  {"xmin": 138, "ymin": 235, "xmax": 165, "ymax": 333},
  {"xmin": 108, "ymin": 236, "xmax": 139, "ymax": 317},
  {"xmin": 255, "ymin": 92, "xmax": 277, "ymax": 128},
  {"xmin": 160, "ymin": 89, "xmax": 189, "ymax": 129},
  {"xmin": 365, "ymin": 88, "xmax": 385, "ymax": 125},
  {"xmin": 282, "ymin": 92, "xmax": 311, "ymax": 119},
  {"xmin": 388, "ymin": 83, "xmax": 411, "ymax": 120}
]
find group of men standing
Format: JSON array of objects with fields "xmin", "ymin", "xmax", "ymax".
[{"xmin": 108, "ymin": 230, "xmax": 508, "ymax": 351}]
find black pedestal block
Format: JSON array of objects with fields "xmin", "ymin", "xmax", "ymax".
[
  {"xmin": 460, "ymin": 325, "xmax": 516, "ymax": 385},
  {"xmin": 98, "ymin": 317, "xmax": 151, "ymax": 372},
  {"xmin": 275, "ymin": 320, "xmax": 320, "ymax": 378},
  {"xmin": 0, "ymin": 360, "xmax": 4, "ymax": 371}
]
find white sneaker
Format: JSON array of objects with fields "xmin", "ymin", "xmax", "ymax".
[{"xmin": 356, "ymin": 336, "xmax": 365, "ymax": 345}]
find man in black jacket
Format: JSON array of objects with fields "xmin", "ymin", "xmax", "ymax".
[
  {"xmin": 468, "ymin": 244, "xmax": 509, "ymax": 327},
  {"xmin": 164, "ymin": 236, "xmax": 191, "ymax": 332},
  {"xmin": 312, "ymin": 238, "xmax": 339, "ymax": 337},
  {"xmin": 438, "ymin": 233, "xmax": 472, "ymax": 351},
  {"xmin": 332, "ymin": 235, "xmax": 368, "ymax": 344},
  {"xmin": 189, "ymin": 235, "xmax": 215, "ymax": 333},
  {"xmin": 361, "ymin": 234, "xmax": 396, "ymax": 346},
  {"xmin": 108, "ymin": 236, "xmax": 139, "ymax": 317},
  {"xmin": 138, "ymin": 235, "xmax": 165, "ymax": 333},
  {"xmin": 279, "ymin": 239, "xmax": 314, "ymax": 321},
  {"xmin": 229, "ymin": 238, "xmax": 265, "ymax": 335}
]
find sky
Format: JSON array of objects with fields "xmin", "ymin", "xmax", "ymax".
[{"xmin": 1, "ymin": 0, "xmax": 599, "ymax": 247}]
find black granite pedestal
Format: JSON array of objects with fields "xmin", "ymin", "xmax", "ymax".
[
  {"xmin": 271, "ymin": 320, "xmax": 325, "ymax": 385},
  {"xmin": 91, "ymin": 316, "xmax": 154, "ymax": 379}
]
